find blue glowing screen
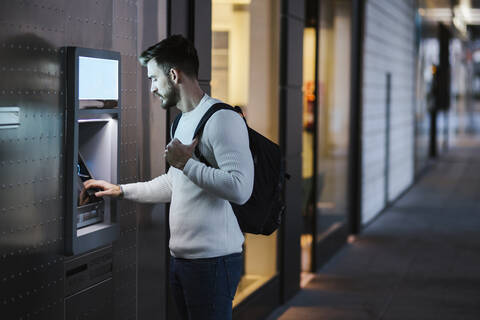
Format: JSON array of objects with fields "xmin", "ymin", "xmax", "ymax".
[{"xmin": 79, "ymin": 56, "xmax": 118, "ymax": 100}]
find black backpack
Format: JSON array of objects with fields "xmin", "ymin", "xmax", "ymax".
[{"xmin": 171, "ymin": 103, "xmax": 286, "ymax": 235}]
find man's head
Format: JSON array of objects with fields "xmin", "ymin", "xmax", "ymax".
[
  {"xmin": 139, "ymin": 35, "xmax": 199, "ymax": 78},
  {"xmin": 139, "ymin": 35, "xmax": 199, "ymax": 109}
]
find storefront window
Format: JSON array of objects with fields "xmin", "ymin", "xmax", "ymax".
[
  {"xmin": 301, "ymin": 25, "xmax": 316, "ymax": 276},
  {"xmin": 416, "ymin": 31, "xmax": 437, "ymax": 174},
  {"xmin": 316, "ymin": 0, "xmax": 351, "ymax": 236},
  {"xmin": 211, "ymin": 0, "xmax": 280, "ymax": 306}
]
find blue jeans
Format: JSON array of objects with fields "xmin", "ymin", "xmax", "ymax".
[{"xmin": 170, "ymin": 253, "xmax": 243, "ymax": 320}]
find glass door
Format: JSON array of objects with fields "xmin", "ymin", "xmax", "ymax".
[
  {"xmin": 301, "ymin": 3, "xmax": 317, "ymax": 285},
  {"xmin": 315, "ymin": 0, "xmax": 351, "ymax": 256}
]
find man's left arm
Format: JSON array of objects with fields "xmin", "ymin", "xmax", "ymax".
[{"xmin": 180, "ymin": 110, "xmax": 254, "ymax": 204}]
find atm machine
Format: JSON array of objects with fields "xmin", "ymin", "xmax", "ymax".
[{"xmin": 64, "ymin": 47, "xmax": 121, "ymax": 319}]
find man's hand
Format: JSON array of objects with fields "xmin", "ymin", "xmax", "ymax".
[
  {"xmin": 165, "ymin": 138, "xmax": 198, "ymax": 170},
  {"xmin": 83, "ymin": 179, "xmax": 123, "ymax": 198}
]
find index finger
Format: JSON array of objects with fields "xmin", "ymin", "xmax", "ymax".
[{"xmin": 83, "ymin": 179, "xmax": 103, "ymax": 190}]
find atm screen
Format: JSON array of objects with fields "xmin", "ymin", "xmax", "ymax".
[
  {"xmin": 78, "ymin": 56, "xmax": 119, "ymax": 109},
  {"xmin": 77, "ymin": 153, "xmax": 104, "ymax": 228}
]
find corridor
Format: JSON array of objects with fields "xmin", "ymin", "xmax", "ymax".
[{"xmin": 268, "ymin": 134, "xmax": 480, "ymax": 319}]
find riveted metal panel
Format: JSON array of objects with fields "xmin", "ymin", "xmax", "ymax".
[
  {"xmin": 135, "ymin": 1, "xmax": 169, "ymax": 319},
  {"xmin": 65, "ymin": 278, "xmax": 113, "ymax": 319},
  {"xmin": 112, "ymin": 1, "xmax": 139, "ymax": 319},
  {"xmin": 0, "ymin": 4, "xmax": 66, "ymax": 318},
  {"xmin": 65, "ymin": 0, "xmax": 113, "ymax": 49},
  {"xmin": 0, "ymin": 0, "xmax": 139, "ymax": 318}
]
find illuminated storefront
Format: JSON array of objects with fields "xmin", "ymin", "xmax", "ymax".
[
  {"xmin": 211, "ymin": 0, "xmax": 280, "ymax": 307},
  {"xmin": 301, "ymin": 0, "xmax": 353, "ymax": 278}
]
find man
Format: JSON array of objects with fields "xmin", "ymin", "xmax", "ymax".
[{"xmin": 83, "ymin": 35, "xmax": 254, "ymax": 319}]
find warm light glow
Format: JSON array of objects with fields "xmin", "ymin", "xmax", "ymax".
[
  {"xmin": 317, "ymin": 202, "xmax": 336, "ymax": 209},
  {"xmin": 419, "ymin": 0, "xmax": 480, "ymax": 28},
  {"xmin": 460, "ymin": 0, "xmax": 472, "ymax": 21},
  {"xmin": 233, "ymin": 274, "xmax": 269, "ymax": 307},
  {"xmin": 300, "ymin": 272, "xmax": 315, "ymax": 288},
  {"xmin": 419, "ymin": 8, "xmax": 452, "ymax": 21},
  {"xmin": 301, "ymin": 234, "xmax": 313, "ymax": 273},
  {"xmin": 347, "ymin": 235, "xmax": 356, "ymax": 243},
  {"xmin": 453, "ymin": 6, "xmax": 468, "ymax": 35},
  {"xmin": 301, "ymin": 233, "xmax": 313, "ymax": 247},
  {"xmin": 213, "ymin": 0, "xmax": 250, "ymax": 4}
]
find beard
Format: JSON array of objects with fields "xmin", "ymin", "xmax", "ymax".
[{"xmin": 158, "ymin": 78, "xmax": 180, "ymax": 109}]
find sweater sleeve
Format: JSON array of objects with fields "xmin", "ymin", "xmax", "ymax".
[
  {"xmin": 182, "ymin": 109, "xmax": 254, "ymax": 205},
  {"xmin": 120, "ymin": 168, "xmax": 173, "ymax": 203}
]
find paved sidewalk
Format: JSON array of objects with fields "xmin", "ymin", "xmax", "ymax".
[{"xmin": 267, "ymin": 135, "xmax": 480, "ymax": 320}]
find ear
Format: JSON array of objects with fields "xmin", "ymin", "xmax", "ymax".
[{"xmin": 169, "ymin": 68, "xmax": 180, "ymax": 84}]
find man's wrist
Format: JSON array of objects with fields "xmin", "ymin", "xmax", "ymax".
[
  {"xmin": 182, "ymin": 157, "xmax": 195, "ymax": 173},
  {"xmin": 118, "ymin": 185, "xmax": 124, "ymax": 199},
  {"xmin": 179, "ymin": 156, "xmax": 192, "ymax": 170}
]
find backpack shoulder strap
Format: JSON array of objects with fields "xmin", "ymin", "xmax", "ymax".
[
  {"xmin": 171, "ymin": 103, "xmax": 237, "ymax": 141},
  {"xmin": 193, "ymin": 102, "xmax": 235, "ymax": 166},
  {"xmin": 193, "ymin": 103, "xmax": 234, "ymax": 139},
  {"xmin": 170, "ymin": 113, "xmax": 182, "ymax": 140}
]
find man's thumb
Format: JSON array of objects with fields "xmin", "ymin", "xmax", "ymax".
[{"xmin": 190, "ymin": 138, "xmax": 199, "ymax": 149}]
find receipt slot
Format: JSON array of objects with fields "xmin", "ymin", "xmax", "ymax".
[{"xmin": 65, "ymin": 47, "xmax": 120, "ymax": 255}]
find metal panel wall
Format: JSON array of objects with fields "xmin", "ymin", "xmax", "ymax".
[
  {"xmin": 112, "ymin": 1, "xmax": 139, "ymax": 319},
  {"xmin": 136, "ymin": 0, "xmax": 168, "ymax": 319},
  {"xmin": 193, "ymin": 0, "xmax": 212, "ymax": 94},
  {"xmin": 361, "ymin": 0, "xmax": 416, "ymax": 224},
  {"xmin": 0, "ymin": 0, "xmax": 139, "ymax": 319}
]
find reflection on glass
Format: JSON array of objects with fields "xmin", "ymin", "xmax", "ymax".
[
  {"xmin": 301, "ymin": 27, "xmax": 316, "ymax": 274},
  {"xmin": 79, "ymin": 56, "xmax": 119, "ymax": 109},
  {"xmin": 212, "ymin": 0, "xmax": 279, "ymax": 307},
  {"xmin": 415, "ymin": 36, "xmax": 436, "ymax": 173},
  {"xmin": 316, "ymin": 0, "xmax": 351, "ymax": 236}
]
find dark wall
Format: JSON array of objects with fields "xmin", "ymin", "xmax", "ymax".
[
  {"xmin": 165, "ymin": 1, "xmax": 212, "ymax": 319},
  {"xmin": 279, "ymin": 0, "xmax": 304, "ymax": 303},
  {"xmin": 136, "ymin": 1, "xmax": 169, "ymax": 319},
  {"xmin": 0, "ymin": 1, "xmax": 138, "ymax": 318},
  {"xmin": 438, "ymin": 23, "xmax": 451, "ymax": 111}
]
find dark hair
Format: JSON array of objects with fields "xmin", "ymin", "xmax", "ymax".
[{"xmin": 139, "ymin": 34, "xmax": 199, "ymax": 79}]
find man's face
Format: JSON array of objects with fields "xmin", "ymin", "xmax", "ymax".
[{"xmin": 147, "ymin": 59, "xmax": 179, "ymax": 109}]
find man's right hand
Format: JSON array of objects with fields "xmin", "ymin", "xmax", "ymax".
[{"xmin": 83, "ymin": 179, "xmax": 123, "ymax": 198}]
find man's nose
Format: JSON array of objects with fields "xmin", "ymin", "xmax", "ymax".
[{"xmin": 150, "ymin": 82, "xmax": 156, "ymax": 94}]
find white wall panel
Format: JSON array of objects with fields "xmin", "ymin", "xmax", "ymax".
[{"xmin": 361, "ymin": 0, "xmax": 416, "ymax": 224}]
